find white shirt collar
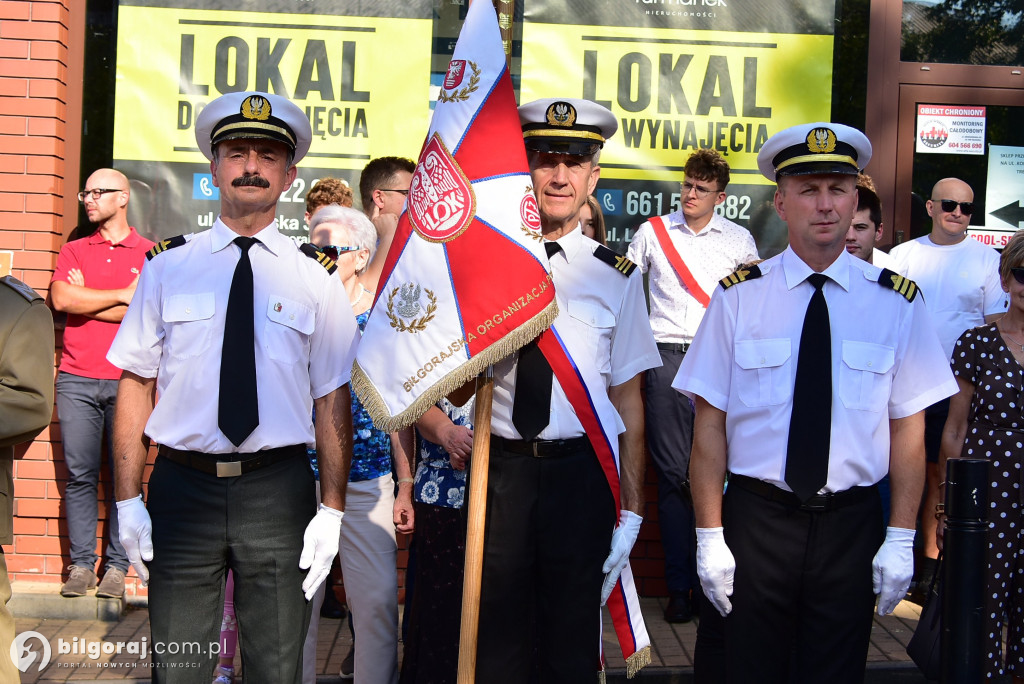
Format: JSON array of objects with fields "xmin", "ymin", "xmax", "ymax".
[
  {"xmin": 545, "ymin": 223, "xmax": 586, "ymax": 264},
  {"xmin": 211, "ymin": 217, "xmax": 286, "ymax": 256},
  {"xmin": 781, "ymin": 246, "xmax": 851, "ymax": 293}
]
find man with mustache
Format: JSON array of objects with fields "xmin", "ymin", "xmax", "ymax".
[{"xmin": 107, "ymin": 91, "xmax": 360, "ymax": 682}]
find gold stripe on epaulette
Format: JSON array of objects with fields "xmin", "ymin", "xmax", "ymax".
[
  {"xmin": 614, "ymin": 255, "xmax": 633, "ymax": 275},
  {"xmin": 881, "ymin": 270, "xmax": 918, "ymax": 302},
  {"xmin": 720, "ymin": 268, "xmax": 751, "ymax": 289},
  {"xmin": 317, "ymin": 253, "xmax": 337, "ymax": 271}
]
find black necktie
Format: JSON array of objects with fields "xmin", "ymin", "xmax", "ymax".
[
  {"xmin": 785, "ymin": 272, "xmax": 832, "ymax": 502},
  {"xmin": 219, "ymin": 236, "xmax": 260, "ymax": 447},
  {"xmin": 511, "ymin": 242, "xmax": 561, "ymax": 441}
]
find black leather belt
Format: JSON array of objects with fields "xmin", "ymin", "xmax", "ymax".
[
  {"xmin": 494, "ymin": 435, "xmax": 591, "ymax": 458},
  {"xmin": 657, "ymin": 342, "xmax": 690, "ymax": 353},
  {"xmin": 158, "ymin": 444, "xmax": 306, "ymax": 478},
  {"xmin": 729, "ymin": 473, "xmax": 876, "ymax": 512}
]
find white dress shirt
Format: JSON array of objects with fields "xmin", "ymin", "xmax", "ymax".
[
  {"xmin": 108, "ymin": 218, "xmax": 359, "ymax": 453},
  {"xmin": 491, "ymin": 227, "xmax": 660, "ymax": 440},
  {"xmin": 673, "ymin": 248, "xmax": 957, "ymax": 493},
  {"xmin": 888, "ymin": 235, "xmax": 1007, "ymax": 358},
  {"xmin": 627, "ymin": 210, "xmax": 759, "ymax": 343}
]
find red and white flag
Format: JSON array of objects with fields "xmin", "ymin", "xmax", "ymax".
[{"xmin": 352, "ymin": 0, "xmax": 555, "ymax": 432}]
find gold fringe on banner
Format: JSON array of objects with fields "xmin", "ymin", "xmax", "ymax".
[
  {"xmin": 597, "ymin": 668, "xmax": 606, "ymax": 684},
  {"xmin": 352, "ymin": 300, "xmax": 558, "ymax": 433},
  {"xmin": 625, "ymin": 644, "xmax": 651, "ymax": 679}
]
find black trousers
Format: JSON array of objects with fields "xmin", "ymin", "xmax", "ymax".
[
  {"xmin": 476, "ymin": 439, "xmax": 615, "ymax": 683},
  {"xmin": 147, "ymin": 454, "xmax": 316, "ymax": 684},
  {"xmin": 645, "ymin": 348, "xmax": 698, "ymax": 595},
  {"xmin": 722, "ymin": 481, "xmax": 883, "ymax": 684}
]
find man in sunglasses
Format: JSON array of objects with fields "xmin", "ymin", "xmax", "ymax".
[
  {"xmin": 357, "ymin": 156, "xmax": 415, "ymax": 291},
  {"xmin": 49, "ymin": 168, "xmax": 155, "ymax": 600},
  {"xmin": 626, "ymin": 148, "xmax": 758, "ymax": 625},
  {"xmin": 889, "ymin": 177, "xmax": 1006, "ymax": 601}
]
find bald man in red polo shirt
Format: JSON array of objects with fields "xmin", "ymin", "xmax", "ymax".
[{"xmin": 50, "ymin": 168, "xmax": 154, "ymax": 599}]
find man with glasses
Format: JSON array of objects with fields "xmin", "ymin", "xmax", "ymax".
[
  {"xmin": 357, "ymin": 156, "xmax": 415, "ymax": 291},
  {"xmin": 889, "ymin": 176, "xmax": 1006, "ymax": 601},
  {"xmin": 626, "ymin": 148, "xmax": 758, "ymax": 624},
  {"xmin": 49, "ymin": 168, "xmax": 154, "ymax": 600}
]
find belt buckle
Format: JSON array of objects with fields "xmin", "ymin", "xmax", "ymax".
[
  {"xmin": 800, "ymin": 497, "xmax": 828, "ymax": 512},
  {"xmin": 216, "ymin": 461, "xmax": 242, "ymax": 478},
  {"xmin": 531, "ymin": 441, "xmax": 541, "ymax": 458}
]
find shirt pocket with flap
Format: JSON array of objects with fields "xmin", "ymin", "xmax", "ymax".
[
  {"xmin": 734, "ymin": 338, "xmax": 792, "ymax": 407},
  {"xmin": 161, "ymin": 293, "xmax": 216, "ymax": 360},
  {"xmin": 264, "ymin": 295, "xmax": 314, "ymax": 363},
  {"xmin": 839, "ymin": 341, "xmax": 894, "ymax": 412},
  {"xmin": 568, "ymin": 299, "xmax": 615, "ymax": 374}
]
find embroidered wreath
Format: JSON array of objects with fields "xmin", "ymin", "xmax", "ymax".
[
  {"xmin": 438, "ymin": 61, "xmax": 482, "ymax": 103},
  {"xmin": 386, "ymin": 287, "xmax": 438, "ymax": 333}
]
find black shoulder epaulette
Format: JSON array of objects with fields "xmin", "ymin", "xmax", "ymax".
[
  {"xmin": 878, "ymin": 268, "xmax": 918, "ymax": 302},
  {"xmin": 146, "ymin": 235, "xmax": 188, "ymax": 260},
  {"xmin": 720, "ymin": 265, "xmax": 762, "ymax": 289},
  {"xmin": 0, "ymin": 275, "xmax": 41, "ymax": 302},
  {"xmin": 593, "ymin": 245, "xmax": 637, "ymax": 277},
  {"xmin": 299, "ymin": 242, "xmax": 337, "ymax": 275}
]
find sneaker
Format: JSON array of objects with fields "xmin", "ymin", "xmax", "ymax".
[
  {"xmin": 96, "ymin": 567, "xmax": 126, "ymax": 599},
  {"xmin": 60, "ymin": 565, "xmax": 97, "ymax": 597},
  {"xmin": 212, "ymin": 665, "xmax": 235, "ymax": 684},
  {"xmin": 340, "ymin": 645, "xmax": 354, "ymax": 679}
]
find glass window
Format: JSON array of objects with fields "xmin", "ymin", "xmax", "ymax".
[{"xmin": 902, "ymin": 1, "xmax": 1023, "ymax": 66}]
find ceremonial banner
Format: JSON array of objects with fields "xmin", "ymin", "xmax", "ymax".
[{"xmin": 352, "ymin": 0, "xmax": 556, "ymax": 433}]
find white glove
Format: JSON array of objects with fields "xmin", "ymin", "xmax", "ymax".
[
  {"xmin": 872, "ymin": 526, "xmax": 915, "ymax": 615},
  {"xmin": 601, "ymin": 510, "xmax": 643, "ymax": 605},
  {"xmin": 696, "ymin": 527, "xmax": 735, "ymax": 617},
  {"xmin": 116, "ymin": 495, "xmax": 153, "ymax": 586},
  {"xmin": 299, "ymin": 504, "xmax": 343, "ymax": 601}
]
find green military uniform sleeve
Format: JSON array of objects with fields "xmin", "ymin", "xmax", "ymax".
[{"xmin": 0, "ymin": 285, "xmax": 54, "ymax": 449}]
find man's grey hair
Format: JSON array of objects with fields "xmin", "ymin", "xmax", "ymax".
[{"xmin": 308, "ymin": 205, "xmax": 378, "ymax": 272}]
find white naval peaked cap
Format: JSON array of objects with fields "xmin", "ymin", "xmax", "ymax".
[
  {"xmin": 518, "ymin": 98, "xmax": 618, "ymax": 157},
  {"xmin": 195, "ymin": 91, "xmax": 312, "ymax": 164},
  {"xmin": 757, "ymin": 122, "xmax": 872, "ymax": 182}
]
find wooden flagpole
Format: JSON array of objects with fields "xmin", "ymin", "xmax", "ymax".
[
  {"xmin": 456, "ymin": 367, "xmax": 493, "ymax": 684},
  {"xmin": 456, "ymin": 4, "xmax": 515, "ymax": 682}
]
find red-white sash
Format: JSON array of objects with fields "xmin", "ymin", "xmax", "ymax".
[
  {"xmin": 648, "ymin": 215, "xmax": 711, "ymax": 307},
  {"xmin": 538, "ymin": 327, "xmax": 651, "ymax": 678}
]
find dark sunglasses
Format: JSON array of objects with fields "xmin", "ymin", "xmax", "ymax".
[
  {"xmin": 939, "ymin": 199, "xmax": 974, "ymax": 215},
  {"xmin": 1011, "ymin": 267, "xmax": 1024, "ymax": 286},
  {"xmin": 317, "ymin": 244, "xmax": 361, "ymax": 260}
]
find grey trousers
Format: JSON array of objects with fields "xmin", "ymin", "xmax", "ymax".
[{"xmin": 55, "ymin": 372, "xmax": 127, "ymax": 571}]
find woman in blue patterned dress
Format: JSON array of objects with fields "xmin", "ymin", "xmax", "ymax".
[
  {"xmin": 307, "ymin": 205, "xmax": 415, "ymax": 684},
  {"xmin": 399, "ymin": 397, "xmax": 474, "ymax": 684}
]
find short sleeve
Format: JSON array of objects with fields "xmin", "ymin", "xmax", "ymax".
[
  {"xmin": 608, "ymin": 269, "xmax": 660, "ymax": 386},
  {"xmin": 625, "ymin": 222, "xmax": 652, "ymax": 274},
  {"xmin": 950, "ymin": 328, "xmax": 979, "ymax": 386},
  {"xmin": 51, "ymin": 242, "xmax": 79, "ymax": 284},
  {"xmin": 106, "ymin": 259, "xmax": 164, "ymax": 378}
]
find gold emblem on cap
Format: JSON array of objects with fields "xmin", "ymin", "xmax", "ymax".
[
  {"xmin": 240, "ymin": 95, "xmax": 272, "ymax": 121},
  {"xmin": 806, "ymin": 128, "xmax": 837, "ymax": 154},
  {"xmin": 545, "ymin": 102, "xmax": 577, "ymax": 128}
]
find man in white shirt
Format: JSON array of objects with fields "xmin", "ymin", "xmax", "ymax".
[
  {"xmin": 675, "ymin": 122, "xmax": 956, "ymax": 683},
  {"xmin": 888, "ymin": 177, "xmax": 1006, "ymax": 597},
  {"xmin": 626, "ymin": 149, "xmax": 758, "ymax": 623},
  {"xmin": 108, "ymin": 91, "xmax": 359, "ymax": 683}
]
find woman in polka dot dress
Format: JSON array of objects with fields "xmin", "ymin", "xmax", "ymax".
[{"xmin": 939, "ymin": 230, "xmax": 1024, "ymax": 682}]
